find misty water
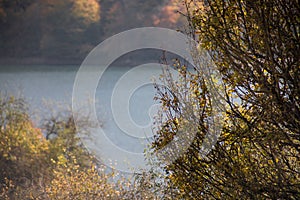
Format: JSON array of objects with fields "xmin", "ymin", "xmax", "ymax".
[{"xmin": 0, "ymin": 64, "xmax": 163, "ymax": 172}]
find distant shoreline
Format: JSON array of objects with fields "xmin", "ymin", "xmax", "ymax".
[
  {"xmin": 0, "ymin": 56, "xmax": 168, "ymax": 67},
  {"xmin": 0, "ymin": 49, "xmax": 178, "ymax": 67},
  {"xmin": 0, "ymin": 57, "xmax": 83, "ymax": 66}
]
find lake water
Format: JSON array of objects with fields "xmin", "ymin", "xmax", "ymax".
[{"xmin": 0, "ymin": 64, "xmax": 164, "ymax": 172}]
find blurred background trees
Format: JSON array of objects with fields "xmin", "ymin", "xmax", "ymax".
[
  {"xmin": 0, "ymin": 94, "xmax": 133, "ymax": 199},
  {"xmin": 0, "ymin": 0, "xmax": 185, "ymax": 63},
  {"xmin": 39, "ymin": 0, "xmax": 101, "ymax": 59}
]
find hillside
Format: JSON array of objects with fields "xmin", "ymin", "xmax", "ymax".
[{"xmin": 0, "ymin": 0, "xmax": 185, "ymax": 64}]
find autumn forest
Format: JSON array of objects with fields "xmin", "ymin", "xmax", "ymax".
[{"xmin": 0, "ymin": 0, "xmax": 299, "ymax": 199}]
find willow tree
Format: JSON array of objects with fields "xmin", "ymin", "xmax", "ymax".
[{"xmin": 153, "ymin": 0, "xmax": 300, "ymax": 199}]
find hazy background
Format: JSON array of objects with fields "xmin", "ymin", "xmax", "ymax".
[{"xmin": 0, "ymin": 0, "xmax": 186, "ymax": 65}]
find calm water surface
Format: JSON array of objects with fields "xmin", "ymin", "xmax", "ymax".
[{"xmin": 0, "ymin": 64, "xmax": 161, "ymax": 171}]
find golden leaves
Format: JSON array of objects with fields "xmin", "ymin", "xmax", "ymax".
[{"xmin": 71, "ymin": 0, "xmax": 100, "ymax": 25}]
